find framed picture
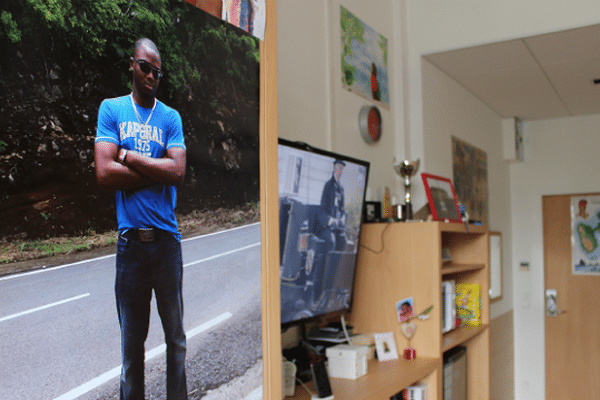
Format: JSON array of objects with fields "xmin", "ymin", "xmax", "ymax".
[
  {"xmin": 421, "ymin": 173, "xmax": 462, "ymax": 223},
  {"xmin": 373, "ymin": 332, "xmax": 398, "ymax": 361},
  {"xmin": 364, "ymin": 201, "xmax": 381, "ymax": 222}
]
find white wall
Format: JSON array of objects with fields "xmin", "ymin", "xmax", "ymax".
[
  {"xmin": 277, "ymin": 0, "xmax": 404, "ymax": 198},
  {"xmin": 510, "ymin": 114, "xmax": 600, "ymax": 399},
  {"xmin": 277, "ymin": 0, "xmax": 330, "ymax": 149},
  {"xmin": 406, "ymin": 2, "xmax": 600, "ymax": 399},
  {"xmin": 404, "ymin": 0, "xmax": 600, "ymax": 208},
  {"xmin": 421, "ymin": 59, "xmax": 512, "ymax": 320}
]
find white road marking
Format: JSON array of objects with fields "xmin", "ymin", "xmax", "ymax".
[
  {"xmin": 245, "ymin": 386, "xmax": 263, "ymax": 400},
  {"xmin": 0, "ymin": 293, "xmax": 91, "ymax": 323},
  {"xmin": 0, "ymin": 255, "xmax": 114, "ymax": 282},
  {"xmin": 181, "ymin": 222, "xmax": 259, "ymax": 243},
  {"xmin": 2, "ymin": 224, "xmax": 256, "ymax": 398},
  {"xmin": 53, "ymin": 312, "xmax": 233, "ymax": 400},
  {"xmin": 184, "ymin": 242, "xmax": 260, "ymax": 268},
  {"xmin": 0, "ymin": 243, "xmax": 258, "ymax": 323},
  {"xmin": 0, "ymin": 222, "xmax": 260, "ymax": 282}
]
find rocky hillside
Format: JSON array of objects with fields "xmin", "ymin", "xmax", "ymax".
[{"xmin": 0, "ymin": 13, "xmax": 260, "ymax": 241}]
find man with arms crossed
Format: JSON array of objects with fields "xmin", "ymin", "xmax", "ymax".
[{"xmin": 95, "ymin": 38, "xmax": 188, "ymax": 400}]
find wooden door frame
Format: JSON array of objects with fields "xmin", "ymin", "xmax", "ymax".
[
  {"xmin": 259, "ymin": 1, "xmax": 281, "ymax": 398},
  {"xmin": 542, "ymin": 192, "xmax": 600, "ymax": 398}
]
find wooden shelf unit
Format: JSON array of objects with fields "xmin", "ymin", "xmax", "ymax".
[
  {"xmin": 345, "ymin": 221, "xmax": 490, "ymax": 400},
  {"xmin": 288, "ymin": 221, "xmax": 490, "ymax": 400},
  {"xmin": 292, "ymin": 358, "xmax": 439, "ymax": 400}
]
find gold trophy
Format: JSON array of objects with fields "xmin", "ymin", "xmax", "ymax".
[{"xmin": 393, "ymin": 158, "xmax": 420, "ymax": 220}]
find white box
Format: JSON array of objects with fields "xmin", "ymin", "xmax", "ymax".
[
  {"xmin": 326, "ymin": 344, "xmax": 369, "ymax": 380},
  {"xmin": 350, "ymin": 333, "xmax": 376, "ymax": 359}
]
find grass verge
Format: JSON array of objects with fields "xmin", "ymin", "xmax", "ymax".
[
  {"xmin": 0, "ymin": 233, "xmax": 116, "ymax": 265},
  {"xmin": 0, "ymin": 204, "xmax": 260, "ymax": 266}
]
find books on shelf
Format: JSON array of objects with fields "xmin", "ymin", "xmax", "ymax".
[
  {"xmin": 455, "ymin": 283, "xmax": 481, "ymax": 327},
  {"xmin": 443, "ymin": 281, "xmax": 483, "ymax": 332},
  {"xmin": 392, "ymin": 383, "xmax": 427, "ymax": 400},
  {"xmin": 442, "ymin": 280, "xmax": 456, "ymax": 333}
]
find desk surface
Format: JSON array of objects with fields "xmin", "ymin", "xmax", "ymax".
[{"xmin": 289, "ymin": 357, "xmax": 440, "ymax": 400}]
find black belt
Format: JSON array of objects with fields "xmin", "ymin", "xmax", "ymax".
[{"xmin": 123, "ymin": 228, "xmax": 164, "ymax": 242}]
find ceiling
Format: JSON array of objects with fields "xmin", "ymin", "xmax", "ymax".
[{"xmin": 423, "ymin": 24, "xmax": 600, "ymax": 121}]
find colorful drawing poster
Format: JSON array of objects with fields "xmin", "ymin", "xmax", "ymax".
[
  {"xmin": 222, "ymin": 0, "xmax": 266, "ymax": 40},
  {"xmin": 455, "ymin": 283, "xmax": 481, "ymax": 327},
  {"xmin": 340, "ymin": 6, "xmax": 389, "ymax": 108},
  {"xmin": 571, "ymin": 195, "xmax": 600, "ymax": 275},
  {"xmin": 188, "ymin": 0, "xmax": 266, "ymax": 40}
]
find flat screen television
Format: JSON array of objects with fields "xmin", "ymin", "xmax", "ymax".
[{"xmin": 278, "ymin": 138, "xmax": 370, "ymax": 327}]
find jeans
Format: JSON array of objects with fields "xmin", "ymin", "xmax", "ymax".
[{"xmin": 115, "ymin": 231, "xmax": 187, "ymax": 400}]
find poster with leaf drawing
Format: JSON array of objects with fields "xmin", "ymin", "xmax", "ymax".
[
  {"xmin": 571, "ymin": 195, "xmax": 600, "ymax": 275},
  {"xmin": 340, "ymin": 6, "xmax": 389, "ymax": 109}
]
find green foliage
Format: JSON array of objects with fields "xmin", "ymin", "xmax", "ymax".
[
  {"xmin": 340, "ymin": 5, "xmax": 365, "ymax": 86},
  {"xmin": 0, "ymin": 140, "xmax": 7, "ymax": 153},
  {"xmin": 1, "ymin": 11, "xmax": 21, "ymax": 43},
  {"xmin": 1, "ymin": 0, "xmax": 258, "ymax": 97},
  {"xmin": 379, "ymin": 34, "xmax": 388, "ymax": 68},
  {"xmin": 577, "ymin": 222, "xmax": 597, "ymax": 253},
  {"xmin": 341, "ymin": 57, "xmax": 355, "ymax": 87},
  {"xmin": 25, "ymin": 0, "xmax": 70, "ymax": 28},
  {"xmin": 178, "ymin": 11, "xmax": 259, "ymax": 92},
  {"xmin": 15, "ymin": 0, "xmax": 179, "ymax": 58},
  {"xmin": 18, "ymin": 238, "xmax": 91, "ymax": 256}
]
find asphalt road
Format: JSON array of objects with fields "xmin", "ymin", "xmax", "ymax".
[{"xmin": 0, "ymin": 223, "xmax": 262, "ymax": 400}]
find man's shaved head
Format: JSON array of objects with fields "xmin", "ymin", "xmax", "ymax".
[
  {"xmin": 130, "ymin": 38, "xmax": 162, "ymax": 104},
  {"xmin": 133, "ymin": 38, "xmax": 160, "ymax": 61}
]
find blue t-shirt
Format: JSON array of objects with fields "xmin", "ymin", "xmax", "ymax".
[{"xmin": 95, "ymin": 95, "xmax": 186, "ymax": 238}]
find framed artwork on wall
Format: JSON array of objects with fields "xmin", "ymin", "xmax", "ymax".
[
  {"xmin": 421, "ymin": 173, "xmax": 462, "ymax": 223},
  {"xmin": 452, "ymin": 136, "xmax": 488, "ymax": 225},
  {"xmin": 340, "ymin": 5, "xmax": 389, "ymax": 109}
]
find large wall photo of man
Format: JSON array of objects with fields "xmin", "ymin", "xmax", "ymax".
[{"xmin": 0, "ymin": 1, "xmax": 262, "ymax": 399}]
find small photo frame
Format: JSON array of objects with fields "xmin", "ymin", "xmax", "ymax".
[
  {"xmin": 396, "ymin": 297, "xmax": 415, "ymax": 322},
  {"xmin": 374, "ymin": 332, "xmax": 399, "ymax": 361},
  {"xmin": 421, "ymin": 173, "xmax": 462, "ymax": 223},
  {"xmin": 364, "ymin": 201, "xmax": 381, "ymax": 222}
]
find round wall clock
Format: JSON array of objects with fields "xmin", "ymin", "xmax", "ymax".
[{"xmin": 359, "ymin": 105, "xmax": 382, "ymax": 144}]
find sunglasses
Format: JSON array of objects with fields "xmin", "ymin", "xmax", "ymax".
[{"xmin": 131, "ymin": 58, "xmax": 164, "ymax": 80}]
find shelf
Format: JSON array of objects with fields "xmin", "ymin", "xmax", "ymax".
[
  {"xmin": 291, "ymin": 357, "xmax": 440, "ymax": 400},
  {"xmin": 441, "ymin": 263, "xmax": 485, "ymax": 276},
  {"xmin": 442, "ymin": 324, "xmax": 489, "ymax": 353},
  {"xmin": 342, "ymin": 222, "xmax": 489, "ymax": 399},
  {"xmin": 437, "ymin": 222, "xmax": 487, "ymax": 234}
]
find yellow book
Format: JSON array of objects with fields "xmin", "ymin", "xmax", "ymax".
[{"xmin": 455, "ymin": 283, "xmax": 481, "ymax": 327}]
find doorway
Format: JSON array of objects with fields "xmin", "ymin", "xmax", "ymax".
[{"xmin": 543, "ymin": 194, "xmax": 600, "ymax": 399}]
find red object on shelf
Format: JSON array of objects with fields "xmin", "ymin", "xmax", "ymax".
[{"xmin": 403, "ymin": 347, "xmax": 416, "ymax": 360}]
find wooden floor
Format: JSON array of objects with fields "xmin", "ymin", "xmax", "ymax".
[{"xmin": 490, "ymin": 310, "xmax": 514, "ymax": 400}]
